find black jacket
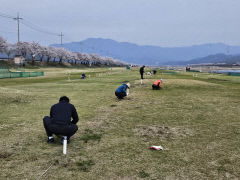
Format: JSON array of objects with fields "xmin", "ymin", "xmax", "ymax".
[
  {"xmin": 140, "ymin": 66, "xmax": 145, "ymax": 74},
  {"xmin": 50, "ymin": 100, "xmax": 79, "ymax": 125}
]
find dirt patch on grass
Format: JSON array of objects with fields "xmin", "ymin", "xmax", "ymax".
[
  {"xmin": 84, "ymin": 104, "xmax": 122, "ymax": 130},
  {"xmin": 165, "ymin": 79, "xmax": 221, "ymax": 87},
  {"xmin": 133, "ymin": 125, "xmax": 193, "ymax": 140},
  {"xmin": 208, "ymin": 78, "xmax": 229, "ymax": 82},
  {"xmin": 0, "ymin": 151, "xmax": 13, "ymax": 159},
  {"xmin": 0, "ymin": 87, "xmax": 34, "ymax": 104},
  {"xmin": 80, "ymin": 129, "xmax": 102, "ymax": 143}
]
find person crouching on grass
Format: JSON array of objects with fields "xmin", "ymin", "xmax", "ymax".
[
  {"xmin": 115, "ymin": 83, "xmax": 130, "ymax": 99},
  {"xmin": 43, "ymin": 96, "xmax": 79, "ymax": 144},
  {"xmin": 152, "ymin": 79, "xmax": 162, "ymax": 90}
]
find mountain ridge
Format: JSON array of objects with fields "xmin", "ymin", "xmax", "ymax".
[
  {"xmin": 184, "ymin": 54, "xmax": 240, "ymax": 65},
  {"xmin": 51, "ymin": 38, "xmax": 240, "ymax": 65}
]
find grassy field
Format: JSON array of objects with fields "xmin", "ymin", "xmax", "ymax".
[{"xmin": 0, "ymin": 67, "xmax": 240, "ymax": 179}]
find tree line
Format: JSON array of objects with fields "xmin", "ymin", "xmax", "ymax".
[{"xmin": 0, "ymin": 36, "xmax": 127, "ymax": 66}]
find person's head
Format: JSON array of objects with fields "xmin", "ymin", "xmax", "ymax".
[
  {"xmin": 126, "ymin": 82, "xmax": 131, "ymax": 88},
  {"xmin": 59, "ymin": 96, "xmax": 70, "ymax": 102},
  {"xmin": 143, "ymin": 65, "xmax": 145, "ymax": 68}
]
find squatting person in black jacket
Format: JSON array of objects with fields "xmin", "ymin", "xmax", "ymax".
[{"xmin": 43, "ymin": 96, "xmax": 79, "ymax": 144}]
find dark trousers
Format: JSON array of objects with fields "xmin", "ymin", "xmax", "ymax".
[
  {"xmin": 115, "ymin": 92, "xmax": 126, "ymax": 99},
  {"xmin": 152, "ymin": 84, "xmax": 160, "ymax": 90},
  {"xmin": 43, "ymin": 116, "xmax": 78, "ymax": 138},
  {"xmin": 140, "ymin": 73, "xmax": 144, "ymax": 79}
]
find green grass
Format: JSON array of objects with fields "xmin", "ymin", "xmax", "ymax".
[{"xmin": 0, "ymin": 67, "xmax": 240, "ymax": 179}]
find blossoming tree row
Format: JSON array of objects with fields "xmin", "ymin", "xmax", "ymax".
[{"xmin": 0, "ymin": 36, "xmax": 126, "ymax": 66}]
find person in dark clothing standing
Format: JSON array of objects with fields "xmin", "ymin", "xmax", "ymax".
[
  {"xmin": 115, "ymin": 83, "xmax": 130, "ymax": 99},
  {"xmin": 43, "ymin": 96, "xmax": 79, "ymax": 143},
  {"xmin": 140, "ymin": 65, "xmax": 145, "ymax": 84},
  {"xmin": 140, "ymin": 65, "xmax": 145, "ymax": 79}
]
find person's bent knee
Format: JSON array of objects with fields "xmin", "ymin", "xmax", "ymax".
[
  {"xmin": 67, "ymin": 124, "xmax": 78, "ymax": 137},
  {"xmin": 43, "ymin": 116, "xmax": 52, "ymax": 125},
  {"xmin": 43, "ymin": 116, "xmax": 50, "ymax": 120}
]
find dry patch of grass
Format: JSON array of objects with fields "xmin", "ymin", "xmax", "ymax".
[
  {"xmin": 165, "ymin": 78, "xmax": 221, "ymax": 86},
  {"xmin": 133, "ymin": 125, "xmax": 194, "ymax": 141},
  {"xmin": 0, "ymin": 87, "xmax": 35, "ymax": 104}
]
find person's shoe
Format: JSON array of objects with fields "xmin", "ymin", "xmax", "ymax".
[{"xmin": 47, "ymin": 138, "xmax": 54, "ymax": 143}]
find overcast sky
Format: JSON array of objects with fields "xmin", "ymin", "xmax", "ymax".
[{"xmin": 0, "ymin": 0, "xmax": 239, "ymax": 47}]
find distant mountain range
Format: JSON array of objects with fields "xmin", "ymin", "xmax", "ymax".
[
  {"xmin": 169, "ymin": 54, "xmax": 240, "ymax": 65},
  {"xmin": 51, "ymin": 38, "xmax": 240, "ymax": 65},
  {"xmin": 188, "ymin": 54, "xmax": 240, "ymax": 65}
]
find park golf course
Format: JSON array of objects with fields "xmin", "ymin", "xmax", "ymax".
[{"xmin": 0, "ymin": 67, "xmax": 240, "ymax": 179}]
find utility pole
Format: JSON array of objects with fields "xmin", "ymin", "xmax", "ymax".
[
  {"xmin": 59, "ymin": 32, "xmax": 64, "ymax": 46},
  {"xmin": 13, "ymin": 13, "xmax": 23, "ymax": 43}
]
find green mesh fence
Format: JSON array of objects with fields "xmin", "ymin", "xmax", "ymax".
[
  {"xmin": 0, "ymin": 67, "xmax": 44, "ymax": 79},
  {"xmin": 0, "ymin": 66, "xmax": 10, "ymax": 73},
  {"xmin": 187, "ymin": 70, "xmax": 200, "ymax": 72},
  {"xmin": 162, "ymin": 71, "xmax": 178, "ymax": 75},
  {"xmin": 0, "ymin": 73, "xmax": 11, "ymax": 79},
  {"xmin": 228, "ymin": 72, "xmax": 240, "ymax": 76}
]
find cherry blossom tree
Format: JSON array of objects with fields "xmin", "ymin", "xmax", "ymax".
[
  {"xmin": 6, "ymin": 37, "xmax": 127, "ymax": 66},
  {"xmin": 77, "ymin": 53, "xmax": 91, "ymax": 64},
  {"xmin": 70, "ymin": 52, "xmax": 78, "ymax": 64},
  {"xmin": 6, "ymin": 44, "xmax": 14, "ymax": 60},
  {"xmin": 29, "ymin": 42, "xmax": 42, "ymax": 64},
  {"xmin": 55, "ymin": 47, "xmax": 69, "ymax": 64},
  {"xmin": 64, "ymin": 50, "xmax": 73, "ymax": 64},
  {"xmin": 38, "ymin": 46, "xmax": 48, "ymax": 62},
  {"xmin": 14, "ymin": 41, "xmax": 30, "ymax": 57},
  {"xmin": 0, "ymin": 36, "xmax": 8, "ymax": 53},
  {"xmin": 90, "ymin": 54, "xmax": 102, "ymax": 65},
  {"xmin": 46, "ymin": 46, "xmax": 58, "ymax": 63}
]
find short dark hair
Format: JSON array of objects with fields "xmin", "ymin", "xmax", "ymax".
[{"xmin": 59, "ymin": 96, "xmax": 69, "ymax": 102}]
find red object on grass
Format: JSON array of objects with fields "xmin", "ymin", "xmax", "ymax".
[{"xmin": 150, "ymin": 146, "xmax": 163, "ymax": 150}]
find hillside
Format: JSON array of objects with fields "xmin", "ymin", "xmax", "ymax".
[
  {"xmin": 172, "ymin": 54, "xmax": 240, "ymax": 65},
  {"xmin": 51, "ymin": 38, "xmax": 240, "ymax": 65}
]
